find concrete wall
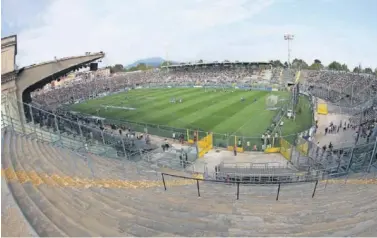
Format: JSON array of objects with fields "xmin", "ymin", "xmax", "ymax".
[
  {"xmin": 1, "ymin": 36, "xmax": 19, "ymax": 121},
  {"xmin": 1, "ymin": 35, "xmax": 17, "ymax": 75},
  {"xmin": 1, "ymin": 80, "xmax": 20, "ymax": 121}
]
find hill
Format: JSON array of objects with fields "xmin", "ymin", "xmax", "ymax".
[
  {"xmin": 126, "ymin": 57, "xmax": 179, "ymax": 68},
  {"xmin": 126, "ymin": 57, "xmax": 162, "ymax": 68}
]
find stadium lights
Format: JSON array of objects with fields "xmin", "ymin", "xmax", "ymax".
[{"xmin": 284, "ymin": 34, "xmax": 294, "ymax": 68}]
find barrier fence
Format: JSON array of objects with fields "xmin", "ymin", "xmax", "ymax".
[
  {"xmin": 3, "ymin": 101, "xmax": 167, "ymax": 163},
  {"xmin": 2, "ymin": 100, "xmax": 293, "ymax": 164},
  {"xmin": 62, "ymin": 105, "xmax": 306, "ymax": 153},
  {"xmin": 3, "ymin": 103, "xmax": 376, "ymax": 185},
  {"xmin": 280, "ymin": 138, "xmax": 293, "ymax": 160},
  {"xmin": 198, "ymin": 133, "xmax": 213, "ymax": 158},
  {"xmin": 4, "ymin": 98, "xmax": 377, "ymax": 175},
  {"xmin": 22, "ymin": 100, "xmax": 377, "ymax": 174},
  {"xmin": 326, "ymin": 103, "xmax": 363, "ymax": 115}
]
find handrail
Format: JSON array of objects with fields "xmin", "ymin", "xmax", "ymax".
[
  {"xmin": 162, "ymin": 172, "xmax": 321, "ymax": 184},
  {"xmin": 161, "ymin": 172, "xmax": 319, "ymax": 201}
]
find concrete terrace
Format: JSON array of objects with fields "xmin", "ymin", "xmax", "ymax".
[{"xmin": 1, "ymin": 129, "xmax": 377, "ymax": 236}]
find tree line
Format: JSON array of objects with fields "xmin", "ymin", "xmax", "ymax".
[
  {"xmin": 108, "ymin": 63, "xmax": 154, "ymax": 74},
  {"xmin": 270, "ymin": 59, "xmax": 377, "ymax": 75},
  {"xmin": 109, "ymin": 59, "xmax": 377, "ymax": 76}
]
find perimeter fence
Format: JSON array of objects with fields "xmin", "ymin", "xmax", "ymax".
[{"xmin": 61, "ymin": 106, "xmax": 304, "ymax": 153}]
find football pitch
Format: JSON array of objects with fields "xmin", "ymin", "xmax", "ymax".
[{"xmin": 70, "ymin": 88, "xmax": 313, "ymax": 138}]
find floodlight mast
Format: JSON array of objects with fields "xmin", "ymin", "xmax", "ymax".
[{"xmin": 284, "ymin": 34, "xmax": 294, "ymax": 68}]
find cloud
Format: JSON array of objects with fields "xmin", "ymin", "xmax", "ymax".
[
  {"xmin": 3, "ymin": 0, "xmax": 377, "ymax": 69},
  {"xmin": 6, "ymin": 0, "xmax": 274, "ymax": 66},
  {"xmin": 1, "ymin": 0, "xmax": 49, "ymax": 32}
]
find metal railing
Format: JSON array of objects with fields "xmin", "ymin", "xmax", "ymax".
[
  {"xmin": 218, "ymin": 161, "xmax": 289, "ymax": 169},
  {"xmin": 162, "ymin": 169, "xmax": 377, "ymax": 201},
  {"xmin": 18, "ymin": 98, "xmax": 309, "ymax": 153},
  {"xmin": 1, "ymin": 104, "xmax": 203, "ymax": 175},
  {"xmin": 4, "ymin": 98, "xmax": 377, "ymax": 176},
  {"xmin": 161, "ymin": 172, "xmax": 320, "ymax": 201},
  {"xmin": 64, "ymin": 106, "xmax": 304, "ymax": 152},
  {"xmin": 3, "ymin": 81, "xmax": 377, "ymax": 173}
]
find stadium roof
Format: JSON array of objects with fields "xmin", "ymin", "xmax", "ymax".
[{"xmin": 161, "ymin": 61, "xmax": 271, "ymax": 68}]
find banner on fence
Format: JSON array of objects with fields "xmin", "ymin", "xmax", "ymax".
[
  {"xmin": 227, "ymin": 146, "xmax": 244, "ymax": 153},
  {"xmin": 280, "ymin": 138, "xmax": 292, "ymax": 161},
  {"xmin": 297, "ymin": 137, "xmax": 309, "ymax": 156},
  {"xmin": 198, "ymin": 133, "xmax": 213, "ymax": 158},
  {"xmin": 317, "ymin": 103, "xmax": 328, "ymax": 115},
  {"xmin": 265, "ymin": 147, "xmax": 280, "ymax": 153},
  {"xmin": 295, "ymin": 70, "xmax": 301, "ymax": 83}
]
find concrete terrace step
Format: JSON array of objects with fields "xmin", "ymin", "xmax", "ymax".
[
  {"xmin": 19, "ymin": 136, "xmax": 116, "ymax": 236},
  {"xmin": 13, "ymin": 134, "xmax": 96, "ymax": 237},
  {"xmin": 2, "ymin": 130, "xmax": 377, "ymax": 236},
  {"xmin": 1, "ymin": 177, "xmax": 37, "ymax": 237},
  {"xmin": 21, "ymin": 140, "xmax": 151, "ymax": 236},
  {"xmin": 27, "ymin": 142, "xmax": 182, "ymax": 236},
  {"xmin": 73, "ymin": 184, "xmax": 377, "ymax": 236},
  {"xmin": 70, "ymin": 190, "xmax": 225, "ymax": 236},
  {"xmin": 6, "ymin": 133, "xmax": 202, "ymax": 236},
  {"xmin": 2, "ymin": 131, "xmax": 66, "ymax": 237},
  {"xmin": 1, "ymin": 130, "xmax": 37, "ymax": 237}
]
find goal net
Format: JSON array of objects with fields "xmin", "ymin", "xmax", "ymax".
[{"xmin": 265, "ymin": 95, "xmax": 279, "ymax": 110}]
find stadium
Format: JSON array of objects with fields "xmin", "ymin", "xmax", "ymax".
[{"xmin": 1, "ymin": 33, "xmax": 377, "ymax": 236}]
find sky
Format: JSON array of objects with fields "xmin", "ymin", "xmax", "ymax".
[{"xmin": 1, "ymin": 0, "xmax": 377, "ymax": 69}]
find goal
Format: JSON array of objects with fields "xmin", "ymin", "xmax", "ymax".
[{"xmin": 265, "ymin": 95, "xmax": 279, "ymax": 110}]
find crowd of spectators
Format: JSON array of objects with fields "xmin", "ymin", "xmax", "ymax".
[
  {"xmin": 308, "ymin": 117, "xmax": 376, "ymax": 172},
  {"xmin": 31, "ymin": 66, "xmax": 376, "ymax": 127},
  {"xmin": 27, "ymin": 64, "xmax": 377, "ymax": 169},
  {"xmin": 33, "ymin": 66, "xmax": 376, "ymax": 114},
  {"xmin": 270, "ymin": 68, "xmax": 282, "ymax": 84},
  {"xmin": 32, "ymin": 65, "xmax": 277, "ymax": 110},
  {"xmin": 303, "ymin": 70, "xmax": 377, "ymax": 106}
]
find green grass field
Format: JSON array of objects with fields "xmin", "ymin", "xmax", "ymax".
[{"xmin": 70, "ymin": 88, "xmax": 313, "ymax": 140}]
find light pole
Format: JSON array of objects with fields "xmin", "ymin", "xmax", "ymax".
[{"xmin": 284, "ymin": 34, "xmax": 294, "ymax": 68}]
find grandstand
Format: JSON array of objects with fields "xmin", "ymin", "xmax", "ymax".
[
  {"xmin": 296, "ymin": 70, "xmax": 377, "ymax": 175},
  {"xmin": 2, "ymin": 34, "xmax": 377, "ymax": 236},
  {"xmin": 302, "ymin": 70, "xmax": 377, "ymax": 108}
]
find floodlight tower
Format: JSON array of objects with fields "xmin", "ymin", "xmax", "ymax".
[{"xmin": 284, "ymin": 34, "xmax": 294, "ymax": 68}]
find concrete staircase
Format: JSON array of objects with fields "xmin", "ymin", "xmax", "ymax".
[{"xmin": 2, "ymin": 129, "xmax": 377, "ymax": 236}]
